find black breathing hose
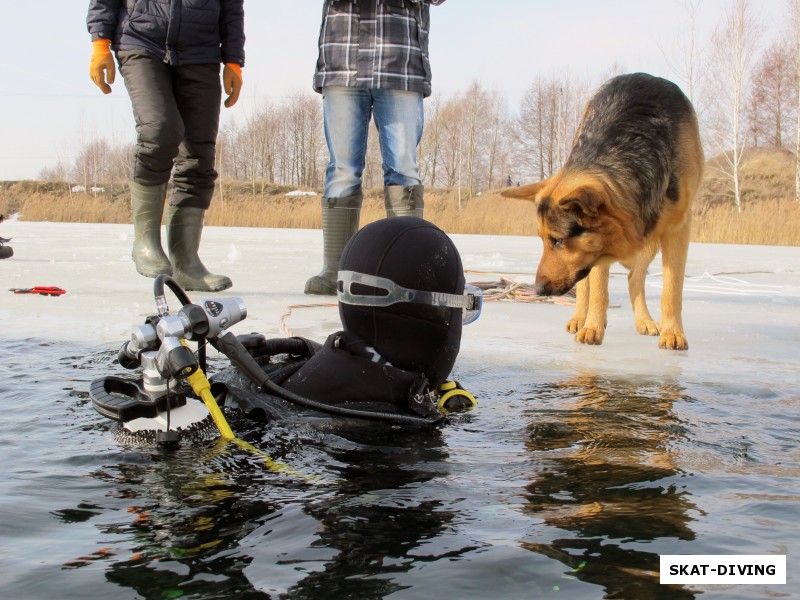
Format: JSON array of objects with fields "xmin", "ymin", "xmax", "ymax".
[
  {"xmin": 212, "ymin": 331, "xmax": 441, "ymax": 426},
  {"xmin": 153, "ymin": 274, "xmax": 207, "ymax": 373},
  {"xmin": 153, "ymin": 274, "xmax": 192, "ymax": 306},
  {"xmin": 150, "ymin": 275, "xmax": 439, "ymax": 425}
]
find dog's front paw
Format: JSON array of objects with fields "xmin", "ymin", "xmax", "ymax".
[
  {"xmin": 636, "ymin": 319, "xmax": 661, "ymax": 336},
  {"xmin": 576, "ymin": 326, "xmax": 605, "ymax": 345},
  {"xmin": 566, "ymin": 318, "xmax": 585, "ymax": 334},
  {"xmin": 659, "ymin": 330, "xmax": 688, "ymax": 350}
]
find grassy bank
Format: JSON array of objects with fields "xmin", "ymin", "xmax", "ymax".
[{"xmin": 2, "ymin": 149, "xmax": 799, "ymax": 246}]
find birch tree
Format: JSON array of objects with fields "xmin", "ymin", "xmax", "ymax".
[
  {"xmin": 706, "ymin": 0, "xmax": 760, "ymax": 212},
  {"xmin": 662, "ymin": 0, "xmax": 706, "ymax": 104},
  {"xmin": 791, "ymin": 0, "xmax": 800, "ymax": 201}
]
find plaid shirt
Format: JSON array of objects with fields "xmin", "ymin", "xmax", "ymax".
[{"xmin": 314, "ymin": 0, "xmax": 445, "ymax": 97}]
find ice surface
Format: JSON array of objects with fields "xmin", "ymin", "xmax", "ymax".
[{"xmin": 0, "ymin": 221, "xmax": 797, "ymax": 386}]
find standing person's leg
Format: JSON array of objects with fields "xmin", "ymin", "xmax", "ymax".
[
  {"xmin": 373, "ymin": 89, "xmax": 424, "ymax": 218},
  {"xmin": 305, "ymin": 86, "xmax": 372, "ymax": 296},
  {"xmin": 118, "ymin": 51, "xmax": 184, "ymax": 277},
  {"xmin": 165, "ymin": 62, "xmax": 231, "ymax": 292}
]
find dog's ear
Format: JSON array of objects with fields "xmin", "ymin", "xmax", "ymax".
[
  {"xmin": 558, "ymin": 189, "xmax": 601, "ymax": 222},
  {"xmin": 500, "ymin": 181, "xmax": 546, "ymax": 202}
]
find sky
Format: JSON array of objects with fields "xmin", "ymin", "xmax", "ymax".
[{"xmin": 0, "ymin": 0, "xmax": 789, "ymax": 181}]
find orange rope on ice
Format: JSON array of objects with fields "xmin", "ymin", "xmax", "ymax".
[
  {"xmin": 279, "ymin": 302, "xmax": 337, "ymax": 337},
  {"xmin": 465, "ymin": 270, "xmax": 577, "ymax": 306}
]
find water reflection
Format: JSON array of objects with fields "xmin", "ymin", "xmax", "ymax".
[
  {"xmin": 519, "ymin": 373, "xmax": 699, "ymax": 599},
  {"xmin": 79, "ymin": 440, "xmax": 287, "ymax": 598},
  {"xmin": 264, "ymin": 427, "xmax": 471, "ymax": 598},
  {"xmin": 13, "ymin": 335, "xmax": 800, "ymax": 598},
  {"xmin": 58, "ymin": 420, "xmax": 470, "ymax": 598}
]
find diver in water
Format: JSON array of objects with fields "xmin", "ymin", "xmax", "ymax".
[
  {"xmin": 212, "ymin": 216, "xmax": 481, "ymax": 423},
  {"xmin": 91, "ymin": 216, "xmax": 480, "ymax": 441}
]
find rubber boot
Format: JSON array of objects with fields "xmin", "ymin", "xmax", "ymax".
[
  {"xmin": 384, "ymin": 184, "xmax": 424, "ymax": 218},
  {"xmin": 304, "ymin": 194, "xmax": 362, "ymax": 295},
  {"xmin": 130, "ymin": 181, "xmax": 172, "ymax": 277},
  {"xmin": 165, "ymin": 205, "xmax": 232, "ymax": 292}
]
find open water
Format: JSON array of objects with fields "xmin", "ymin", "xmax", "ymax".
[
  {"xmin": 0, "ymin": 331, "xmax": 797, "ymax": 599},
  {"xmin": 0, "ymin": 224, "xmax": 798, "ymax": 599}
]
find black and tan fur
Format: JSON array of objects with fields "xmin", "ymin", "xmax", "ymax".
[{"xmin": 502, "ymin": 73, "xmax": 704, "ymax": 350}]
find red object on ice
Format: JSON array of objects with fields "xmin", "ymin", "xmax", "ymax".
[{"xmin": 9, "ymin": 286, "xmax": 67, "ymax": 297}]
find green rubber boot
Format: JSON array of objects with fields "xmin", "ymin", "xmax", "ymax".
[
  {"xmin": 165, "ymin": 205, "xmax": 232, "ymax": 292},
  {"xmin": 130, "ymin": 181, "xmax": 172, "ymax": 277},
  {"xmin": 304, "ymin": 194, "xmax": 362, "ymax": 296},
  {"xmin": 384, "ymin": 184, "xmax": 424, "ymax": 218}
]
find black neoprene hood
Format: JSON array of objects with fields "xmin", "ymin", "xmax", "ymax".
[{"xmin": 338, "ymin": 217, "xmax": 465, "ymax": 388}]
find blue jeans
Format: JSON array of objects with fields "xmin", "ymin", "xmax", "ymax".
[{"xmin": 322, "ymin": 87, "xmax": 424, "ymax": 199}]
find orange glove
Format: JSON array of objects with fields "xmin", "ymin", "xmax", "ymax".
[
  {"xmin": 89, "ymin": 39, "xmax": 115, "ymax": 94},
  {"xmin": 223, "ymin": 63, "xmax": 243, "ymax": 108}
]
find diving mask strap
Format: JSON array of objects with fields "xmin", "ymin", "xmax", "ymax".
[{"xmin": 338, "ymin": 270, "xmax": 483, "ymax": 324}]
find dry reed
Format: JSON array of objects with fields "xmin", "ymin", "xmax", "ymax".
[
  {"xmin": 203, "ymin": 188, "xmax": 539, "ymax": 236},
  {"xmin": 691, "ymin": 199, "xmax": 800, "ymax": 246},
  {"xmin": 0, "ymin": 189, "xmax": 130, "ymax": 224},
  {"xmin": 2, "ymin": 148, "xmax": 799, "ymax": 246}
]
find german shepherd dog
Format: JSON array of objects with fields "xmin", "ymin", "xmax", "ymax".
[{"xmin": 502, "ymin": 73, "xmax": 703, "ymax": 350}]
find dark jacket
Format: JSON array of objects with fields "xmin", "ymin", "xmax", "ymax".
[{"xmin": 87, "ymin": 0, "xmax": 245, "ymax": 66}]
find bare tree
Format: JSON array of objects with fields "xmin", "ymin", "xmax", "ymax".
[
  {"xmin": 512, "ymin": 75, "xmax": 588, "ymax": 185},
  {"xmin": 747, "ymin": 41, "xmax": 794, "ymax": 147},
  {"xmin": 517, "ymin": 77, "xmax": 561, "ymax": 181},
  {"xmin": 253, "ymin": 103, "xmax": 281, "ymax": 185},
  {"xmin": 662, "ymin": 0, "xmax": 706, "ymax": 104},
  {"xmin": 248, "ymin": 104, "xmax": 258, "ymax": 196},
  {"xmin": 419, "ymin": 95, "xmax": 443, "ymax": 187},
  {"xmin": 462, "ymin": 81, "xmax": 484, "ymax": 196},
  {"xmin": 284, "ymin": 94, "xmax": 324, "ymax": 188},
  {"xmin": 215, "ymin": 93, "xmax": 325, "ymax": 190},
  {"xmin": 429, "ymin": 89, "xmax": 509, "ymax": 198},
  {"xmin": 555, "ymin": 78, "xmax": 591, "ymax": 170},
  {"xmin": 706, "ymin": 0, "xmax": 761, "ymax": 212},
  {"xmin": 218, "ymin": 120, "xmax": 245, "ymax": 181},
  {"xmin": 240, "ymin": 101, "xmax": 282, "ymax": 193},
  {"xmin": 436, "ymin": 97, "xmax": 464, "ymax": 190},
  {"xmin": 791, "ymin": 0, "xmax": 800, "ymax": 201},
  {"xmin": 109, "ymin": 142, "xmax": 135, "ymax": 185},
  {"xmin": 38, "ymin": 160, "xmax": 71, "ymax": 184},
  {"xmin": 483, "ymin": 89, "xmax": 509, "ymax": 189},
  {"xmin": 72, "ymin": 138, "xmax": 112, "ymax": 192}
]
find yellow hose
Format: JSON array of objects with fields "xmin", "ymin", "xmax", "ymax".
[
  {"xmin": 184, "ymin": 361, "xmax": 322, "ymax": 481},
  {"xmin": 186, "ymin": 367, "xmax": 235, "ymax": 439}
]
